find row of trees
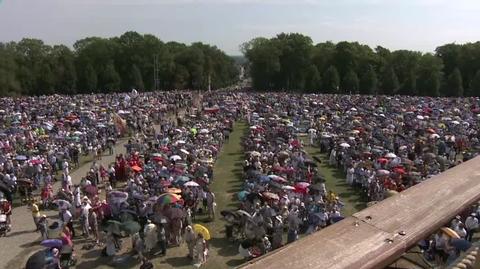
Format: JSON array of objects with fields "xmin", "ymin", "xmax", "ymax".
[
  {"xmin": 242, "ymin": 33, "xmax": 480, "ymax": 97},
  {"xmin": 0, "ymin": 31, "xmax": 239, "ymax": 96}
]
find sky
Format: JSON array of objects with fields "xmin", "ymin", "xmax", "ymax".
[{"xmin": 0, "ymin": 0, "xmax": 479, "ymax": 55}]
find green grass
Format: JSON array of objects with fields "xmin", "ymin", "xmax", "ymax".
[{"xmin": 302, "ymin": 141, "xmax": 367, "ymax": 216}]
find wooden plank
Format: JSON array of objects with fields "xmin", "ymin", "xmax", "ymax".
[
  {"xmin": 242, "ymin": 217, "xmax": 405, "ymax": 269},
  {"xmin": 243, "ymin": 157, "xmax": 480, "ymax": 269},
  {"xmin": 354, "ymin": 156, "xmax": 480, "ymax": 245}
]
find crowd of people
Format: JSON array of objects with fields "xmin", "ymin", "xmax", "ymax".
[{"xmin": 3, "ymin": 91, "xmax": 480, "ymax": 268}]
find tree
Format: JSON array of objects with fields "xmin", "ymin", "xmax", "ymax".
[
  {"xmin": 0, "ymin": 46, "xmax": 21, "ymax": 96},
  {"xmin": 446, "ymin": 67, "xmax": 464, "ymax": 97},
  {"xmin": 380, "ymin": 66, "xmax": 399, "ymax": 95},
  {"xmin": 469, "ymin": 70, "xmax": 480, "ymax": 96},
  {"xmin": 322, "ymin": 66, "xmax": 340, "ymax": 93},
  {"xmin": 360, "ymin": 65, "xmax": 378, "ymax": 95},
  {"xmin": 131, "ymin": 64, "xmax": 144, "ymax": 90},
  {"xmin": 398, "ymin": 71, "xmax": 417, "ymax": 96},
  {"xmin": 305, "ymin": 65, "xmax": 321, "ymax": 92},
  {"xmin": 99, "ymin": 62, "xmax": 121, "ymax": 91},
  {"xmin": 341, "ymin": 69, "xmax": 359, "ymax": 94},
  {"xmin": 417, "ymin": 54, "xmax": 443, "ymax": 96},
  {"xmin": 84, "ymin": 64, "xmax": 97, "ymax": 92}
]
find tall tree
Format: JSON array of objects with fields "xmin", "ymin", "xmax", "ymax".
[
  {"xmin": 360, "ymin": 65, "xmax": 378, "ymax": 95},
  {"xmin": 304, "ymin": 65, "xmax": 321, "ymax": 92},
  {"xmin": 380, "ymin": 66, "xmax": 399, "ymax": 95},
  {"xmin": 84, "ymin": 64, "xmax": 97, "ymax": 92},
  {"xmin": 322, "ymin": 66, "xmax": 340, "ymax": 93},
  {"xmin": 131, "ymin": 64, "xmax": 144, "ymax": 90},
  {"xmin": 469, "ymin": 70, "xmax": 480, "ymax": 97},
  {"xmin": 398, "ymin": 71, "xmax": 417, "ymax": 96},
  {"xmin": 417, "ymin": 54, "xmax": 443, "ymax": 96},
  {"xmin": 99, "ymin": 62, "xmax": 121, "ymax": 91},
  {"xmin": 341, "ymin": 69, "xmax": 359, "ymax": 94},
  {"xmin": 446, "ymin": 67, "xmax": 464, "ymax": 97}
]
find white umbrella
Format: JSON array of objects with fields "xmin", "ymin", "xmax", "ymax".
[
  {"xmin": 175, "ymin": 140, "xmax": 186, "ymax": 145},
  {"xmin": 184, "ymin": 181, "xmax": 200, "ymax": 187},
  {"xmin": 385, "ymin": 153, "xmax": 397, "ymax": 158},
  {"xmin": 199, "ymin": 129, "xmax": 209, "ymax": 134},
  {"xmin": 377, "ymin": 169, "xmax": 390, "ymax": 176},
  {"xmin": 416, "ymin": 115, "xmax": 424, "ymax": 120},
  {"xmin": 180, "ymin": 149, "xmax": 190, "ymax": 155},
  {"xmin": 282, "ymin": 185, "xmax": 295, "ymax": 191},
  {"xmin": 170, "ymin": 155, "xmax": 182, "ymax": 161},
  {"xmin": 250, "ymin": 151, "xmax": 261, "ymax": 157},
  {"xmin": 339, "ymin": 142, "xmax": 351, "ymax": 148},
  {"xmin": 451, "ymin": 120, "xmax": 460, "ymax": 125}
]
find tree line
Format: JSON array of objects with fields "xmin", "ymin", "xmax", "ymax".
[
  {"xmin": 0, "ymin": 31, "xmax": 239, "ymax": 96},
  {"xmin": 242, "ymin": 33, "xmax": 480, "ymax": 97}
]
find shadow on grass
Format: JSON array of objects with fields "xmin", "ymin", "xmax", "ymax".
[{"xmin": 164, "ymin": 256, "xmax": 192, "ymax": 267}]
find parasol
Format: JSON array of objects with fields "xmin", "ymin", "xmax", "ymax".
[
  {"xmin": 262, "ymin": 192, "xmax": 279, "ymax": 200},
  {"xmin": 15, "ymin": 155, "xmax": 27, "ymax": 161},
  {"xmin": 236, "ymin": 210, "xmax": 252, "ymax": 219},
  {"xmin": 53, "ymin": 199, "xmax": 71, "ymax": 210},
  {"xmin": 40, "ymin": 239, "xmax": 63, "ymax": 248},
  {"xmin": 84, "ymin": 185, "xmax": 98, "ymax": 196},
  {"xmin": 104, "ymin": 220, "xmax": 122, "ymax": 235},
  {"xmin": 377, "ymin": 169, "xmax": 390, "ymax": 176},
  {"xmin": 441, "ymin": 227, "xmax": 460, "ymax": 239},
  {"xmin": 385, "ymin": 153, "xmax": 397, "ymax": 158},
  {"xmin": 157, "ymin": 193, "xmax": 181, "ymax": 206},
  {"xmin": 282, "ymin": 185, "xmax": 295, "ymax": 191},
  {"xmin": 193, "ymin": 224, "xmax": 211, "ymax": 240},
  {"xmin": 167, "ymin": 188, "xmax": 182, "ymax": 194},
  {"xmin": 120, "ymin": 221, "xmax": 141, "ymax": 235},
  {"xmin": 295, "ymin": 182, "xmax": 310, "ymax": 189},
  {"xmin": 184, "ymin": 181, "xmax": 200, "ymax": 187},
  {"xmin": 131, "ymin": 165, "xmax": 142, "ymax": 172},
  {"xmin": 170, "ymin": 155, "xmax": 182, "ymax": 161},
  {"xmin": 339, "ymin": 142, "xmax": 350, "ymax": 148}
]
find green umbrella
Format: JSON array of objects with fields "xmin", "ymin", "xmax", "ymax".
[
  {"xmin": 121, "ymin": 221, "xmax": 141, "ymax": 235},
  {"xmin": 103, "ymin": 220, "xmax": 122, "ymax": 235}
]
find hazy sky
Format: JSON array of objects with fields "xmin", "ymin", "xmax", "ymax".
[{"xmin": 0, "ymin": 0, "xmax": 479, "ymax": 55}]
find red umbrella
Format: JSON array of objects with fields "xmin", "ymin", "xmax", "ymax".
[
  {"xmin": 393, "ymin": 167, "xmax": 406, "ymax": 175},
  {"xmin": 377, "ymin": 158, "xmax": 389, "ymax": 164},
  {"xmin": 131, "ymin": 165, "xmax": 142, "ymax": 173},
  {"xmin": 426, "ymin": 128, "xmax": 436, "ymax": 134}
]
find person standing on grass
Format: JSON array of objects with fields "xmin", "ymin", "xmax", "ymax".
[
  {"xmin": 184, "ymin": 225, "xmax": 196, "ymax": 258},
  {"xmin": 193, "ymin": 233, "xmax": 207, "ymax": 267},
  {"xmin": 31, "ymin": 202, "xmax": 41, "ymax": 231},
  {"xmin": 38, "ymin": 215, "xmax": 48, "ymax": 240}
]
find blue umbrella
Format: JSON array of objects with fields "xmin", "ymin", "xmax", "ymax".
[
  {"xmin": 41, "ymin": 239, "xmax": 63, "ymax": 248},
  {"xmin": 237, "ymin": 190, "xmax": 250, "ymax": 201},
  {"xmin": 259, "ymin": 176, "xmax": 271, "ymax": 183},
  {"xmin": 15, "ymin": 155, "xmax": 27, "ymax": 161},
  {"xmin": 450, "ymin": 238, "xmax": 472, "ymax": 251}
]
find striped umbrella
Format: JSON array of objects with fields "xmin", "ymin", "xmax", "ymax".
[{"xmin": 157, "ymin": 193, "xmax": 181, "ymax": 206}]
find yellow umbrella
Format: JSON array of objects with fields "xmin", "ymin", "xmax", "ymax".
[
  {"xmin": 441, "ymin": 227, "xmax": 460, "ymax": 239},
  {"xmin": 167, "ymin": 188, "xmax": 182, "ymax": 194},
  {"xmin": 193, "ymin": 224, "xmax": 211, "ymax": 240}
]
